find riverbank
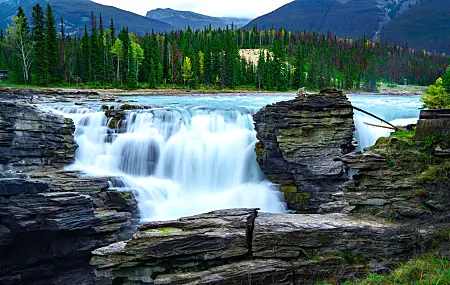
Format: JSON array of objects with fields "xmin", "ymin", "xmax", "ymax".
[{"xmin": 0, "ymin": 83, "xmax": 427, "ymax": 98}]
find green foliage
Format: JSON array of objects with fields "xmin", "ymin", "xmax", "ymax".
[
  {"xmin": 442, "ymin": 67, "xmax": 450, "ymax": 92},
  {"xmin": 421, "ymin": 78, "xmax": 450, "ymax": 109},
  {"xmin": 422, "ymin": 136, "xmax": 437, "ymax": 151},
  {"xmin": 2, "ymin": 3, "xmax": 448, "ymax": 91},
  {"xmin": 45, "ymin": 4, "xmax": 60, "ymax": 84},
  {"xmin": 182, "ymin": 56, "xmax": 193, "ymax": 86},
  {"xmin": 320, "ymin": 255, "xmax": 450, "ymax": 285},
  {"xmin": 419, "ymin": 162, "xmax": 450, "ymax": 183}
]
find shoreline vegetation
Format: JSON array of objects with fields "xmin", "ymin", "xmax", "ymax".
[{"xmin": 0, "ymin": 82, "xmax": 427, "ymax": 97}]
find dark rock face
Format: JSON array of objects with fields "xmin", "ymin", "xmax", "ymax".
[
  {"xmin": 0, "ymin": 178, "xmax": 135, "ymax": 285},
  {"xmin": 0, "ymin": 101, "xmax": 138, "ymax": 285},
  {"xmin": 92, "ymin": 209, "xmax": 432, "ymax": 285},
  {"xmin": 253, "ymin": 88, "xmax": 355, "ymax": 212},
  {"xmin": 0, "ymin": 102, "xmax": 77, "ymax": 171}
]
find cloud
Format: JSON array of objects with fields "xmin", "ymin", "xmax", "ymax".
[{"xmin": 93, "ymin": 0, "xmax": 293, "ymax": 19}]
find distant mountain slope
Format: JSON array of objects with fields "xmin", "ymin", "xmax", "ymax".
[
  {"xmin": 146, "ymin": 8, "xmax": 250, "ymax": 30},
  {"xmin": 245, "ymin": 0, "xmax": 449, "ymax": 53},
  {"xmin": 379, "ymin": 0, "xmax": 450, "ymax": 54},
  {"xmin": 0, "ymin": 0, "xmax": 174, "ymax": 34},
  {"xmin": 245, "ymin": 0, "xmax": 382, "ymax": 39}
]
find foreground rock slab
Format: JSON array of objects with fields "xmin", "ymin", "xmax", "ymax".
[{"xmin": 92, "ymin": 209, "xmax": 425, "ymax": 285}]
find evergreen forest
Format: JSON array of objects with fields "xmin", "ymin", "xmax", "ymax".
[{"xmin": 1, "ymin": 3, "xmax": 448, "ymax": 91}]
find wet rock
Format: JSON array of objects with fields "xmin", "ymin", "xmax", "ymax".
[
  {"xmin": 0, "ymin": 100, "xmax": 137, "ymax": 285},
  {"xmin": 0, "ymin": 178, "xmax": 133, "ymax": 285},
  {"xmin": 253, "ymin": 88, "xmax": 355, "ymax": 212},
  {"xmin": 0, "ymin": 102, "xmax": 77, "ymax": 172}
]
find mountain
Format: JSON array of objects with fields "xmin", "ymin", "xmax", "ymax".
[
  {"xmin": 146, "ymin": 8, "xmax": 250, "ymax": 30},
  {"xmin": 245, "ymin": 0, "xmax": 449, "ymax": 53},
  {"xmin": 0, "ymin": 0, "xmax": 174, "ymax": 35},
  {"xmin": 245, "ymin": 0, "xmax": 383, "ymax": 39},
  {"xmin": 379, "ymin": 0, "xmax": 450, "ymax": 54}
]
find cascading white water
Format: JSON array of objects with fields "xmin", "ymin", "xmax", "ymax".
[
  {"xmin": 44, "ymin": 94, "xmax": 422, "ymax": 221},
  {"xmin": 47, "ymin": 102, "xmax": 287, "ymax": 221},
  {"xmin": 349, "ymin": 95, "xmax": 422, "ymax": 150}
]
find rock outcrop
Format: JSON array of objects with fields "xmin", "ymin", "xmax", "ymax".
[
  {"xmin": 340, "ymin": 124, "xmax": 450, "ymax": 220},
  {"xmin": 0, "ymin": 102, "xmax": 77, "ymax": 172},
  {"xmin": 0, "ymin": 178, "xmax": 134, "ymax": 285},
  {"xmin": 253, "ymin": 88, "xmax": 355, "ymax": 212},
  {"xmin": 0, "ymin": 100, "xmax": 137, "ymax": 285},
  {"xmin": 92, "ymin": 208, "xmax": 441, "ymax": 285}
]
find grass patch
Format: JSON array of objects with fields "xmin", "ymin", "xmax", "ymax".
[
  {"xmin": 419, "ymin": 162, "xmax": 450, "ymax": 183},
  {"xmin": 319, "ymin": 255, "xmax": 450, "ymax": 285}
]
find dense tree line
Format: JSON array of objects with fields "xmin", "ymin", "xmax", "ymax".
[{"xmin": 0, "ymin": 4, "xmax": 448, "ymax": 91}]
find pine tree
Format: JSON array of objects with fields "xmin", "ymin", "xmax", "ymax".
[
  {"xmin": 31, "ymin": 4, "xmax": 47, "ymax": 85},
  {"xmin": 89, "ymin": 12, "xmax": 100, "ymax": 82},
  {"xmin": 98, "ymin": 14, "xmax": 106, "ymax": 83},
  {"xmin": 126, "ymin": 48, "xmax": 137, "ymax": 88},
  {"xmin": 59, "ymin": 16, "xmax": 67, "ymax": 82},
  {"xmin": 149, "ymin": 59, "xmax": 157, "ymax": 89},
  {"xmin": 81, "ymin": 25, "xmax": 91, "ymax": 82},
  {"xmin": 293, "ymin": 43, "xmax": 306, "ymax": 88},
  {"xmin": 45, "ymin": 4, "xmax": 60, "ymax": 84}
]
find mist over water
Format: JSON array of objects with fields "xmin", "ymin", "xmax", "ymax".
[{"xmin": 43, "ymin": 94, "xmax": 421, "ymax": 221}]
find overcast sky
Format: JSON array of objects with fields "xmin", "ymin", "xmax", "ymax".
[{"xmin": 92, "ymin": 0, "xmax": 293, "ymax": 19}]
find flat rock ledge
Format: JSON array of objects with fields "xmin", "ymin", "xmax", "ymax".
[{"xmin": 92, "ymin": 209, "xmax": 427, "ymax": 285}]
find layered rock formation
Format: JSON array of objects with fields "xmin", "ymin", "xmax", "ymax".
[
  {"xmin": 339, "ymin": 110, "xmax": 450, "ymax": 220},
  {"xmin": 91, "ymin": 208, "xmax": 437, "ymax": 285},
  {"xmin": 253, "ymin": 88, "xmax": 355, "ymax": 212},
  {"xmin": 0, "ymin": 102, "xmax": 77, "ymax": 172},
  {"xmin": 0, "ymin": 100, "xmax": 137, "ymax": 285}
]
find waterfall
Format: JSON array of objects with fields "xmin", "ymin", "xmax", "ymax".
[
  {"xmin": 349, "ymin": 95, "xmax": 422, "ymax": 150},
  {"xmin": 47, "ymin": 104, "xmax": 287, "ymax": 222},
  {"xmin": 44, "ymin": 94, "xmax": 422, "ymax": 221}
]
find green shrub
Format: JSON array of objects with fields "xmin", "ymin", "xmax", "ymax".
[{"xmin": 421, "ymin": 77, "xmax": 450, "ymax": 109}]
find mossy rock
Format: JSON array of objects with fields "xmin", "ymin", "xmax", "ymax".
[
  {"xmin": 284, "ymin": 192, "xmax": 312, "ymax": 205},
  {"xmin": 143, "ymin": 227, "xmax": 183, "ymax": 235},
  {"xmin": 280, "ymin": 185, "xmax": 298, "ymax": 193}
]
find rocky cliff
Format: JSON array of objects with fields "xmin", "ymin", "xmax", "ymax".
[
  {"xmin": 253, "ymin": 88, "xmax": 355, "ymax": 212},
  {"xmin": 0, "ymin": 100, "xmax": 137, "ymax": 285}
]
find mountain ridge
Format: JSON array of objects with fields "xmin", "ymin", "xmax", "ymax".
[
  {"xmin": 146, "ymin": 8, "xmax": 250, "ymax": 30},
  {"xmin": 245, "ymin": 0, "xmax": 449, "ymax": 53},
  {"xmin": 0, "ymin": 0, "xmax": 174, "ymax": 34}
]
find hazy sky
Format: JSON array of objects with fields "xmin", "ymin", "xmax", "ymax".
[{"xmin": 92, "ymin": 0, "xmax": 293, "ymax": 19}]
